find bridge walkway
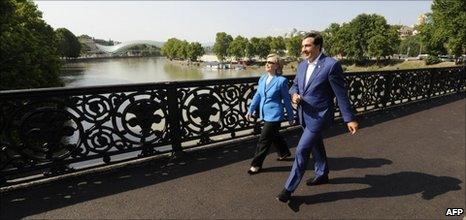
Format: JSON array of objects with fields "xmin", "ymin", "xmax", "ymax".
[{"xmin": 1, "ymin": 95, "xmax": 464, "ymax": 219}]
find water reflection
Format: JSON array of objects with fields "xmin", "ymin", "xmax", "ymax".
[
  {"xmin": 163, "ymin": 62, "xmax": 203, "ymax": 80},
  {"xmin": 61, "ymin": 57, "xmax": 264, "ymax": 87}
]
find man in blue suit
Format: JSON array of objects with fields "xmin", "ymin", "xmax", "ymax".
[{"xmin": 276, "ymin": 32, "xmax": 359, "ymax": 202}]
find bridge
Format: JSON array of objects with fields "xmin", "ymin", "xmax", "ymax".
[
  {"xmin": 0, "ymin": 67, "xmax": 465, "ymax": 218},
  {"xmin": 95, "ymin": 40, "xmax": 163, "ymax": 54}
]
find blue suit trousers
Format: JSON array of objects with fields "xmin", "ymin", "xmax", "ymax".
[{"xmin": 284, "ymin": 128, "xmax": 329, "ymax": 192}]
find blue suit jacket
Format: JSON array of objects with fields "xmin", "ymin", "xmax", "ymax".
[
  {"xmin": 248, "ymin": 74, "xmax": 294, "ymax": 122},
  {"xmin": 289, "ymin": 54, "xmax": 355, "ymax": 132}
]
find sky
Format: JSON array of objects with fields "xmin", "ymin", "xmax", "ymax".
[{"xmin": 35, "ymin": 1, "xmax": 433, "ymax": 44}]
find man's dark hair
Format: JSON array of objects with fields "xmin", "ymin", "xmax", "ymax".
[{"xmin": 302, "ymin": 31, "xmax": 323, "ymax": 51}]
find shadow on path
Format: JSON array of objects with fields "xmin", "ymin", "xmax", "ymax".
[
  {"xmin": 0, "ymin": 153, "xmax": 391, "ymax": 219},
  {"xmin": 260, "ymin": 156, "xmax": 392, "ymax": 173},
  {"xmin": 288, "ymin": 171, "xmax": 462, "ymax": 212}
]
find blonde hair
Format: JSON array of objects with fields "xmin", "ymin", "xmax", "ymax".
[{"xmin": 267, "ymin": 53, "xmax": 283, "ymax": 75}]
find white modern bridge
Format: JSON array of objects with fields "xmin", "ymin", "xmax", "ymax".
[{"xmin": 95, "ymin": 40, "xmax": 163, "ymax": 54}]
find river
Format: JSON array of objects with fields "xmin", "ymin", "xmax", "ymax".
[{"xmin": 61, "ymin": 56, "xmax": 266, "ymax": 87}]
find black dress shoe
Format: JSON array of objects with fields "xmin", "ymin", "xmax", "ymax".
[
  {"xmin": 276, "ymin": 152, "xmax": 291, "ymax": 161},
  {"xmin": 306, "ymin": 175, "xmax": 329, "ymax": 186},
  {"xmin": 275, "ymin": 188, "xmax": 291, "ymax": 202}
]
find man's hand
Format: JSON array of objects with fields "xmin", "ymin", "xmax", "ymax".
[
  {"xmin": 347, "ymin": 121, "xmax": 358, "ymax": 135},
  {"xmin": 292, "ymin": 94, "xmax": 301, "ymax": 105},
  {"xmin": 288, "ymin": 119, "xmax": 296, "ymax": 126}
]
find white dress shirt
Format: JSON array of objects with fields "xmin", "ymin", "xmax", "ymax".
[
  {"xmin": 304, "ymin": 52, "xmax": 322, "ymax": 86},
  {"xmin": 265, "ymin": 74, "xmax": 273, "ymax": 86}
]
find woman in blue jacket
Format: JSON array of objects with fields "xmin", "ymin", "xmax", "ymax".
[{"xmin": 246, "ymin": 54, "xmax": 295, "ymax": 174}]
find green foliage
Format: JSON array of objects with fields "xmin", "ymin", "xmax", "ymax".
[
  {"xmin": 94, "ymin": 38, "xmax": 115, "ymax": 46},
  {"xmin": 161, "ymin": 38, "xmax": 203, "ymax": 61},
  {"xmin": 245, "ymin": 40, "xmax": 255, "ymax": 60},
  {"xmin": 319, "ymin": 14, "xmax": 403, "ymax": 62},
  {"xmin": 399, "ymin": 35, "xmax": 422, "ymax": 57},
  {"xmin": 270, "ymin": 36, "xmax": 286, "ymax": 56},
  {"xmin": 227, "ymin": 35, "xmax": 248, "ymax": 60},
  {"xmin": 367, "ymin": 35, "xmax": 387, "ymax": 61},
  {"xmin": 322, "ymin": 23, "xmax": 343, "ymax": 57},
  {"xmin": 79, "ymin": 41, "xmax": 92, "ymax": 55},
  {"xmin": 417, "ymin": 13, "xmax": 447, "ymax": 55},
  {"xmin": 247, "ymin": 37, "xmax": 271, "ymax": 59},
  {"xmin": 367, "ymin": 26, "xmax": 399, "ymax": 61},
  {"xmin": 213, "ymin": 32, "xmax": 233, "ymax": 61},
  {"xmin": 187, "ymin": 42, "xmax": 205, "ymax": 61},
  {"xmin": 339, "ymin": 13, "xmax": 400, "ymax": 62},
  {"xmin": 0, "ymin": 0, "xmax": 62, "ymax": 90},
  {"xmin": 249, "ymin": 37, "xmax": 260, "ymax": 59},
  {"xmin": 175, "ymin": 40, "xmax": 189, "ymax": 60},
  {"xmin": 386, "ymin": 26, "xmax": 401, "ymax": 57},
  {"xmin": 126, "ymin": 44, "xmax": 160, "ymax": 56},
  {"xmin": 286, "ymin": 36, "xmax": 302, "ymax": 59},
  {"xmin": 425, "ymin": 54, "xmax": 441, "ymax": 65},
  {"xmin": 422, "ymin": 0, "xmax": 466, "ymax": 57},
  {"xmin": 55, "ymin": 27, "xmax": 81, "ymax": 59},
  {"xmin": 161, "ymin": 38, "xmax": 180, "ymax": 60},
  {"xmin": 256, "ymin": 38, "xmax": 271, "ymax": 59}
]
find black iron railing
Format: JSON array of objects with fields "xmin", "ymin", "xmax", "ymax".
[{"xmin": 0, "ymin": 66, "xmax": 464, "ymax": 184}]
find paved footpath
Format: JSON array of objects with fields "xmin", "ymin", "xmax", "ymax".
[{"xmin": 1, "ymin": 95, "xmax": 464, "ymax": 219}]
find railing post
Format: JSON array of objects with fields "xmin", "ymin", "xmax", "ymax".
[
  {"xmin": 457, "ymin": 66, "xmax": 466, "ymax": 93},
  {"xmin": 382, "ymin": 74, "xmax": 393, "ymax": 110},
  {"xmin": 167, "ymin": 86, "xmax": 184, "ymax": 158},
  {"xmin": 427, "ymin": 69, "xmax": 435, "ymax": 100},
  {"xmin": 0, "ymin": 143, "xmax": 6, "ymax": 186}
]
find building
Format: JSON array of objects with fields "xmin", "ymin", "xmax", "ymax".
[{"xmin": 398, "ymin": 25, "xmax": 415, "ymax": 38}]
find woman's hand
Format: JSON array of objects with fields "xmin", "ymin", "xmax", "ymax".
[
  {"xmin": 292, "ymin": 94, "xmax": 301, "ymax": 105},
  {"xmin": 245, "ymin": 112, "xmax": 253, "ymax": 121}
]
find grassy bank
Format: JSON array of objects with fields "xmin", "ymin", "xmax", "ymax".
[
  {"xmin": 343, "ymin": 60, "xmax": 458, "ymax": 72},
  {"xmin": 277, "ymin": 60, "xmax": 459, "ymax": 75},
  {"xmin": 170, "ymin": 57, "xmax": 461, "ymax": 76}
]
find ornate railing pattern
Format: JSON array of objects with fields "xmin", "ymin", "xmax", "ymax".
[{"xmin": 0, "ymin": 66, "xmax": 464, "ymax": 184}]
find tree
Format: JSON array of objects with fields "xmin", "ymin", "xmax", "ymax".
[
  {"xmin": 417, "ymin": 13, "xmax": 447, "ymax": 55},
  {"xmin": 322, "ymin": 23, "xmax": 341, "ymax": 57},
  {"xmin": 0, "ymin": 0, "xmax": 62, "ymax": 90},
  {"xmin": 270, "ymin": 36, "xmax": 286, "ymax": 56},
  {"xmin": 162, "ymin": 38, "xmax": 204, "ymax": 61},
  {"xmin": 244, "ymin": 39, "xmax": 255, "ymax": 60},
  {"xmin": 398, "ymin": 35, "xmax": 421, "ymax": 57},
  {"xmin": 386, "ymin": 25, "xmax": 401, "ymax": 56},
  {"xmin": 338, "ymin": 23, "xmax": 360, "ymax": 61},
  {"xmin": 255, "ymin": 38, "xmax": 271, "ymax": 59},
  {"xmin": 286, "ymin": 35, "xmax": 302, "ymax": 59},
  {"xmin": 340, "ymin": 13, "xmax": 400, "ymax": 62},
  {"xmin": 227, "ymin": 35, "xmax": 248, "ymax": 60},
  {"xmin": 249, "ymin": 37, "xmax": 261, "ymax": 59},
  {"xmin": 187, "ymin": 42, "xmax": 205, "ymax": 61},
  {"xmin": 175, "ymin": 40, "xmax": 189, "ymax": 60},
  {"xmin": 55, "ymin": 28, "xmax": 81, "ymax": 59},
  {"xmin": 422, "ymin": 0, "xmax": 465, "ymax": 58},
  {"xmin": 213, "ymin": 32, "xmax": 233, "ymax": 62},
  {"xmin": 367, "ymin": 35, "xmax": 388, "ymax": 63},
  {"xmin": 161, "ymin": 38, "xmax": 181, "ymax": 60},
  {"xmin": 367, "ymin": 25, "xmax": 400, "ymax": 62}
]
